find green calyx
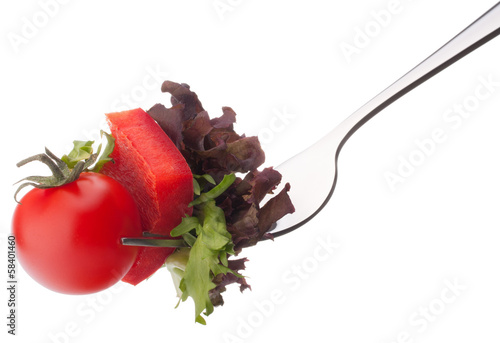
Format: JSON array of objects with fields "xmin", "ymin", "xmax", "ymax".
[{"xmin": 14, "ymin": 131, "xmax": 115, "ymax": 203}]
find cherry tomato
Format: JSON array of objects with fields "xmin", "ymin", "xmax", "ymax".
[{"xmin": 12, "ymin": 172, "xmax": 142, "ymax": 295}]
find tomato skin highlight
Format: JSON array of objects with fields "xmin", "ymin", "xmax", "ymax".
[{"xmin": 12, "ymin": 173, "xmax": 142, "ymax": 295}]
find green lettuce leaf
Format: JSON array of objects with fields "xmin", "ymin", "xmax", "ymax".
[
  {"xmin": 168, "ymin": 175, "xmax": 238, "ymax": 324},
  {"xmin": 60, "ymin": 131, "xmax": 115, "ymax": 172},
  {"xmin": 61, "ymin": 140, "xmax": 94, "ymax": 169}
]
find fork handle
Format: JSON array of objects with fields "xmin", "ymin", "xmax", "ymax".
[{"xmin": 331, "ymin": 1, "xmax": 500, "ymax": 149}]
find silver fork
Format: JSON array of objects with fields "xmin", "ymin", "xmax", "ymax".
[
  {"xmin": 122, "ymin": 2, "xmax": 500, "ymax": 248},
  {"xmin": 269, "ymin": 1, "xmax": 500, "ymax": 238}
]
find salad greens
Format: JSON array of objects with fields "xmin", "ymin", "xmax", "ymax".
[
  {"xmin": 150, "ymin": 81, "xmax": 295, "ymax": 324},
  {"xmin": 168, "ymin": 174, "xmax": 238, "ymax": 324}
]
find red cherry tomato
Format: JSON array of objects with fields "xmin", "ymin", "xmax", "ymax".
[{"xmin": 12, "ymin": 172, "xmax": 142, "ymax": 295}]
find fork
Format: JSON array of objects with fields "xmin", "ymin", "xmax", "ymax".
[
  {"xmin": 122, "ymin": 2, "xmax": 500, "ymax": 248},
  {"xmin": 269, "ymin": 1, "xmax": 500, "ymax": 238}
]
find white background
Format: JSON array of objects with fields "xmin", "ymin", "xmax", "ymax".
[{"xmin": 1, "ymin": 0, "xmax": 500, "ymax": 342}]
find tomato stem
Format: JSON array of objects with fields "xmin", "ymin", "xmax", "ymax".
[
  {"xmin": 17, "ymin": 150, "xmax": 65, "ymax": 179},
  {"xmin": 14, "ymin": 148, "xmax": 97, "ymax": 203}
]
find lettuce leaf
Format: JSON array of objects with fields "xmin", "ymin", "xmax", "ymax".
[
  {"xmin": 168, "ymin": 175, "xmax": 238, "ymax": 324},
  {"xmin": 60, "ymin": 131, "xmax": 115, "ymax": 172},
  {"xmin": 151, "ymin": 81, "xmax": 295, "ymax": 323}
]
